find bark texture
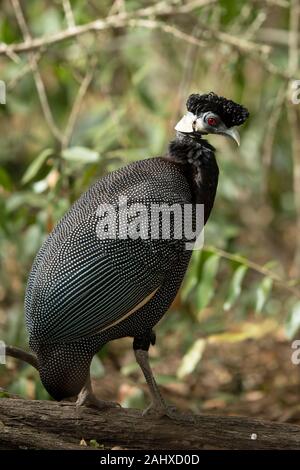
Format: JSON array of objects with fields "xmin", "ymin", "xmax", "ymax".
[{"xmin": 0, "ymin": 398, "xmax": 300, "ymax": 450}]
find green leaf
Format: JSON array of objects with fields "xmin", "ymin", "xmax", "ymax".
[
  {"xmin": 22, "ymin": 149, "xmax": 53, "ymax": 184},
  {"xmin": 177, "ymin": 339, "xmax": 206, "ymax": 379},
  {"xmin": 0, "ymin": 167, "xmax": 12, "ymax": 190},
  {"xmin": 224, "ymin": 264, "xmax": 247, "ymax": 311},
  {"xmin": 89, "ymin": 440, "xmax": 104, "ymax": 449},
  {"xmin": 181, "ymin": 251, "xmax": 202, "ymax": 302},
  {"xmin": 90, "ymin": 355, "xmax": 104, "ymax": 378},
  {"xmin": 61, "ymin": 146, "xmax": 99, "ymax": 163},
  {"xmin": 181, "ymin": 273, "xmax": 198, "ymax": 303},
  {"xmin": 196, "ymin": 253, "xmax": 220, "ymax": 311},
  {"xmin": 255, "ymin": 276, "xmax": 273, "ymax": 313},
  {"xmin": 285, "ymin": 302, "xmax": 300, "ymax": 339}
]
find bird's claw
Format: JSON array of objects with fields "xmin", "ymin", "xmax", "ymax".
[
  {"xmin": 142, "ymin": 402, "xmax": 196, "ymax": 423},
  {"xmin": 77, "ymin": 394, "xmax": 121, "ymax": 411},
  {"xmin": 89, "ymin": 400, "xmax": 122, "ymax": 410}
]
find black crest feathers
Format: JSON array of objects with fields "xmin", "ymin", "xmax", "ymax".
[{"xmin": 186, "ymin": 92, "xmax": 249, "ymax": 128}]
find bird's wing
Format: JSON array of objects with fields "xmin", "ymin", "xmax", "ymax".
[
  {"xmin": 31, "ymin": 234, "xmax": 164, "ymax": 343},
  {"xmin": 28, "ymin": 167, "xmax": 191, "ymax": 344}
]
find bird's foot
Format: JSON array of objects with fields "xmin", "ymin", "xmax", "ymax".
[
  {"xmin": 76, "ymin": 392, "xmax": 121, "ymax": 410},
  {"xmin": 142, "ymin": 402, "xmax": 196, "ymax": 423}
]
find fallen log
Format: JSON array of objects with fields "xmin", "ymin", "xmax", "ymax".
[{"xmin": 0, "ymin": 397, "xmax": 300, "ymax": 450}]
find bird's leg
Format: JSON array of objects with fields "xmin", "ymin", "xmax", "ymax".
[
  {"xmin": 76, "ymin": 371, "xmax": 121, "ymax": 410},
  {"xmin": 133, "ymin": 331, "xmax": 177, "ymax": 419}
]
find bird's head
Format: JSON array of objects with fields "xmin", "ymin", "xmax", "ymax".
[{"xmin": 175, "ymin": 92, "xmax": 249, "ymax": 146}]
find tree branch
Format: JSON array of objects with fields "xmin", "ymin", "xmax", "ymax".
[
  {"xmin": 61, "ymin": 66, "xmax": 95, "ymax": 150},
  {"xmin": 62, "ymin": 0, "xmax": 76, "ymax": 30},
  {"xmin": 5, "ymin": 345, "xmax": 38, "ymax": 370},
  {"xmin": 261, "ymin": 84, "xmax": 287, "ymax": 195},
  {"xmin": 204, "ymin": 245, "xmax": 300, "ymax": 300},
  {"xmin": 10, "ymin": 0, "xmax": 63, "ymax": 142},
  {"xmin": 0, "ymin": 0, "xmax": 215, "ymax": 56},
  {"xmin": 1, "ymin": 0, "xmax": 296, "ymax": 83}
]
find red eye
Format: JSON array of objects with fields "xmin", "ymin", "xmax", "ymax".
[{"xmin": 207, "ymin": 117, "xmax": 218, "ymax": 127}]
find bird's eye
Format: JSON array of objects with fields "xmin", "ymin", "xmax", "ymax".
[{"xmin": 207, "ymin": 116, "xmax": 219, "ymax": 127}]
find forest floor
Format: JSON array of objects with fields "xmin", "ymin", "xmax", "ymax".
[
  {"xmin": 1, "ymin": 328, "xmax": 300, "ymax": 426},
  {"xmin": 94, "ymin": 333, "xmax": 300, "ymax": 425}
]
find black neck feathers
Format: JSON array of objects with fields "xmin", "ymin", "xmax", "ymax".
[
  {"xmin": 168, "ymin": 133, "xmax": 216, "ymax": 173},
  {"xmin": 167, "ymin": 133, "xmax": 219, "ymax": 222}
]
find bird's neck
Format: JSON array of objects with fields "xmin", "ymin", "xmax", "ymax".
[{"xmin": 166, "ymin": 133, "xmax": 219, "ymax": 222}]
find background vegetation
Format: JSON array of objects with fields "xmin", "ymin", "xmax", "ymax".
[{"xmin": 0, "ymin": 0, "xmax": 300, "ymax": 421}]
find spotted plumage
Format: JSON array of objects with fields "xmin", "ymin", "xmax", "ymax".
[{"xmin": 25, "ymin": 92, "xmax": 249, "ymax": 412}]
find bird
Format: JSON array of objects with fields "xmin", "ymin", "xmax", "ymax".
[{"xmin": 24, "ymin": 92, "xmax": 249, "ymax": 418}]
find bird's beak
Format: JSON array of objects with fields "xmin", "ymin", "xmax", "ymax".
[{"xmin": 222, "ymin": 127, "xmax": 240, "ymax": 146}]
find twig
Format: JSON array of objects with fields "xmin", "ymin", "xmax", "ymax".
[
  {"xmin": 128, "ymin": 18, "xmax": 207, "ymax": 48},
  {"xmin": 244, "ymin": 10, "xmax": 267, "ymax": 40},
  {"xmin": 198, "ymin": 21, "xmax": 271, "ymax": 55},
  {"xmin": 62, "ymin": 66, "xmax": 95, "ymax": 150},
  {"xmin": 108, "ymin": 0, "xmax": 126, "ymax": 16},
  {"xmin": 0, "ymin": 1, "xmax": 265, "ymax": 55},
  {"xmin": 131, "ymin": 17, "xmax": 296, "ymax": 81},
  {"xmin": 7, "ymin": 51, "xmax": 42, "ymax": 90},
  {"xmin": 60, "ymin": 0, "xmax": 96, "ymax": 150},
  {"xmin": 2, "ymin": 0, "xmax": 295, "ymax": 83},
  {"xmin": 5, "ymin": 345, "xmax": 38, "ymax": 370},
  {"xmin": 262, "ymin": 84, "xmax": 287, "ymax": 195},
  {"xmin": 62, "ymin": 0, "xmax": 75, "ymax": 29},
  {"xmin": 10, "ymin": 0, "xmax": 63, "ymax": 142},
  {"xmin": 3, "ymin": 48, "xmax": 21, "ymax": 64},
  {"xmin": 0, "ymin": 0, "xmax": 215, "ymax": 57},
  {"xmin": 257, "ymin": 27, "xmax": 291, "ymax": 46},
  {"xmin": 172, "ymin": 23, "xmax": 202, "ymax": 126},
  {"xmin": 262, "ymin": 0, "xmax": 290, "ymax": 8},
  {"xmin": 133, "ymin": 0, "xmax": 217, "ymax": 17}
]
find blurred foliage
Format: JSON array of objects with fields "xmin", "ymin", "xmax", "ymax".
[{"xmin": 0, "ymin": 0, "xmax": 300, "ymax": 412}]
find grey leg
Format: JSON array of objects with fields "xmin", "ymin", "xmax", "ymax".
[
  {"xmin": 76, "ymin": 371, "xmax": 121, "ymax": 410},
  {"xmin": 133, "ymin": 332, "xmax": 177, "ymax": 418},
  {"xmin": 134, "ymin": 332, "xmax": 196, "ymax": 422},
  {"xmin": 134, "ymin": 348, "xmax": 168, "ymax": 413}
]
